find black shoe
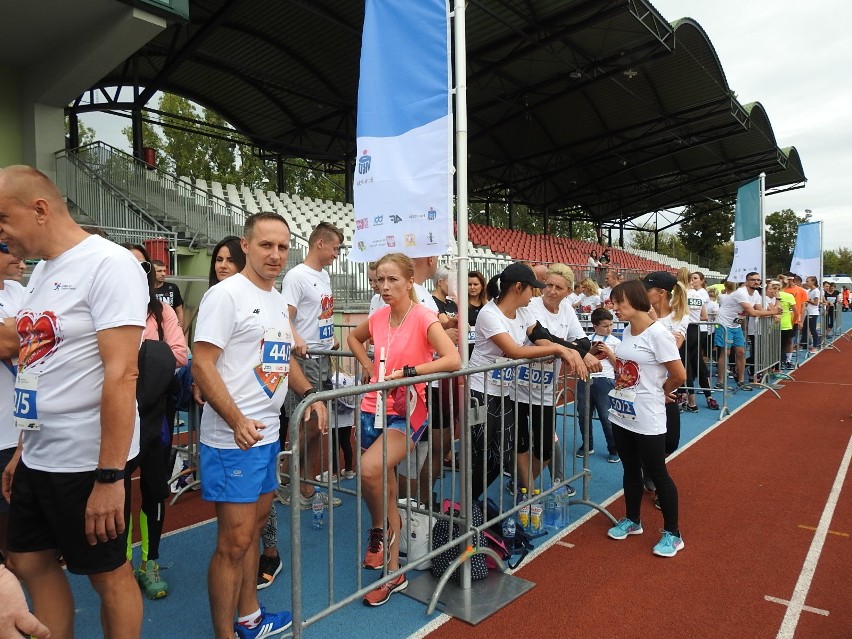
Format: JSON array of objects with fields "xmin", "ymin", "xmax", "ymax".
[
  {"xmin": 564, "ymin": 484, "xmax": 576, "ymax": 497},
  {"xmin": 682, "ymin": 404, "xmax": 698, "ymax": 413},
  {"xmin": 575, "ymin": 446, "xmax": 594, "ymax": 457},
  {"xmin": 643, "ymin": 477, "xmax": 656, "ymax": 492},
  {"xmin": 257, "ymin": 553, "xmax": 282, "ymax": 590},
  {"xmin": 654, "ymin": 494, "xmax": 661, "ymax": 510}
]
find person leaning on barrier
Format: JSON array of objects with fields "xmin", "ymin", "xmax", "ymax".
[
  {"xmin": 606, "ymin": 280, "xmax": 687, "ymax": 558},
  {"xmin": 683, "ymin": 271, "xmax": 718, "ymax": 411},
  {"xmin": 803, "ymin": 276, "xmax": 822, "ymax": 353},
  {"xmin": 784, "ymin": 273, "xmax": 808, "ymax": 349},
  {"xmin": 773, "ymin": 277, "xmax": 798, "ymax": 369},
  {"xmin": 192, "ymin": 212, "xmax": 327, "ymax": 639},
  {"xmin": 347, "ymin": 252, "xmax": 459, "ymax": 607},
  {"xmin": 468, "ymin": 262, "xmax": 588, "ymax": 501},
  {"xmin": 517, "ymin": 263, "xmax": 602, "ymax": 493}
]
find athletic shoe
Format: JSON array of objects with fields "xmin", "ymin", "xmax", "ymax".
[
  {"xmin": 256, "ymin": 553, "xmax": 282, "ymax": 590},
  {"xmin": 682, "ymin": 404, "xmax": 698, "ymax": 413},
  {"xmin": 363, "ymin": 527, "xmax": 396, "ymax": 570},
  {"xmin": 341, "ymin": 470, "xmax": 357, "ymax": 480},
  {"xmin": 606, "ymin": 453, "xmax": 620, "ymax": 463},
  {"xmin": 643, "ymin": 476, "xmax": 656, "ymax": 492},
  {"xmin": 654, "ymin": 495, "xmax": 661, "ymax": 510},
  {"xmin": 652, "ymin": 531, "xmax": 685, "ymax": 557},
  {"xmin": 575, "ymin": 446, "xmax": 594, "ymax": 457},
  {"xmin": 235, "ymin": 607, "xmax": 292, "ymax": 639},
  {"xmin": 363, "ymin": 573, "xmax": 408, "ymax": 607},
  {"xmin": 781, "ymin": 361, "xmax": 795, "ymax": 370},
  {"xmin": 315, "ymin": 471, "xmax": 338, "ymax": 483},
  {"xmin": 714, "ymin": 382, "xmax": 729, "ymax": 391},
  {"xmin": 136, "ymin": 560, "xmax": 168, "ymax": 599},
  {"xmin": 706, "ymin": 398, "xmax": 720, "ymax": 410},
  {"xmin": 274, "ymin": 486, "xmax": 290, "ymax": 505},
  {"xmin": 564, "ymin": 484, "xmax": 577, "ymax": 497},
  {"xmin": 278, "ymin": 489, "xmax": 342, "ymax": 510},
  {"xmin": 736, "ymin": 381, "xmax": 753, "ymax": 392},
  {"xmin": 808, "ymin": 348, "xmax": 818, "ymax": 354},
  {"xmin": 607, "ymin": 518, "xmax": 643, "ymax": 540}
]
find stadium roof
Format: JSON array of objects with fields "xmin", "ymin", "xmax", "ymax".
[{"xmin": 81, "ymin": 0, "xmax": 806, "ymax": 225}]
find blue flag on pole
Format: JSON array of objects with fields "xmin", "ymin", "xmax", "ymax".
[
  {"xmin": 351, "ymin": 0, "xmax": 452, "ymax": 262},
  {"xmin": 790, "ymin": 221, "xmax": 821, "ymax": 280},
  {"xmin": 728, "ymin": 177, "xmax": 762, "ymax": 282}
]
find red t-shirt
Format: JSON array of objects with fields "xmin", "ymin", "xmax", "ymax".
[{"xmin": 360, "ymin": 303, "xmax": 439, "ymax": 415}]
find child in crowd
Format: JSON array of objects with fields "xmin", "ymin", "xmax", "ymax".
[{"xmin": 576, "ymin": 308, "xmax": 621, "ymax": 463}]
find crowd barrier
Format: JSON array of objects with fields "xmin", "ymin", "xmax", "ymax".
[{"xmin": 278, "ymin": 349, "xmax": 615, "ymax": 636}]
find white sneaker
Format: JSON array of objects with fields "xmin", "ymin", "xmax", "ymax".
[{"xmin": 315, "ymin": 471, "xmax": 339, "ymax": 483}]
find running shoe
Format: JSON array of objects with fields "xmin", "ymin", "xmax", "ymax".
[
  {"xmin": 315, "ymin": 471, "xmax": 338, "ymax": 483},
  {"xmin": 606, "ymin": 453, "xmax": 621, "ymax": 463},
  {"xmin": 575, "ymin": 446, "xmax": 594, "ymax": 457},
  {"xmin": 654, "ymin": 495, "xmax": 661, "ymax": 510},
  {"xmin": 136, "ymin": 560, "xmax": 168, "ymax": 599},
  {"xmin": 607, "ymin": 518, "xmax": 643, "ymax": 540},
  {"xmin": 363, "ymin": 527, "xmax": 396, "ymax": 570},
  {"xmin": 256, "ymin": 553, "xmax": 282, "ymax": 590},
  {"xmin": 564, "ymin": 484, "xmax": 577, "ymax": 497},
  {"xmin": 652, "ymin": 531, "xmax": 685, "ymax": 558},
  {"xmin": 363, "ymin": 573, "xmax": 408, "ymax": 607},
  {"xmin": 341, "ymin": 470, "xmax": 357, "ymax": 480},
  {"xmin": 736, "ymin": 381, "xmax": 753, "ymax": 392},
  {"xmin": 235, "ymin": 607, "xmax": 292, "ymax": 639},
  {"xmin": 682, "ymin": 404, "xmax": 698, "ymax": 413},
  {"xmin": 706, "ymin": 398, "xmax": 720, "ymax": 410},
  {"xmin": 808, "ymin": 348, "xmax": 818, "ymax": 354},
  {"xmin": 278, "ymin": 489, "xmax": 342, "ymax": 510}
]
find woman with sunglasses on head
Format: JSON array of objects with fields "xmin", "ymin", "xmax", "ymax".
[
  {"xmin": 121, "ymin": 243, "xmax": 188, "ymax": 598},
  {"xmin": 468, "ymin": 263, "xmax": 588, "ymax": 500},
  {"xmin": 606, "ymin": 279, "xmax": 686, "ymax": 557},
  {"xmin": 348, "ymin": 253, "xmax": 460, "ymax": 607}
]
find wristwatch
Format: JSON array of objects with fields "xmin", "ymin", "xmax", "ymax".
[{"xmin": 94, "ymin": 467, "xmax": 125, "ymax": 483}]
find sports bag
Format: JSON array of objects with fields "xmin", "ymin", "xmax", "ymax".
[
  {"xmin": 397, "ymin": 499, "xmax": 433, "ymax": 570},
  {"xmin": 430, "ymin": 500, "xmax": 488, "ymax": 582}
]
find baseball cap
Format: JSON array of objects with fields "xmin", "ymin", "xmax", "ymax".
[
  {"xmin": 500, "ymin": 262, "xmax": 546, "ymax": 289},
  {"xmin": 642, "ymin": 271, "xmax": 678, "ymax": 292}
]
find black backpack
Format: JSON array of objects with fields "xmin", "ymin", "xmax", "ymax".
[{"xmin": 430, "ymin": 501, "xmax": 488, "ymax": 582}]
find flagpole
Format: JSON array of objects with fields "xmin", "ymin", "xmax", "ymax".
[{"xmin": 759, "ymin": 172, "xmax": 766, "ymax": 306}]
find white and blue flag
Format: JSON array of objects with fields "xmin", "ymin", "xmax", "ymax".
[
  {"xmin": 790, "ymin": 221, "xmax": 822, "ymax": 280},
  {"xmin": 351, "ymin": 0, "xmax": 453, "ymax": 262},
  {"xmin": 728, "ymin": 177, "xmax": 763, "ymax": 282}
]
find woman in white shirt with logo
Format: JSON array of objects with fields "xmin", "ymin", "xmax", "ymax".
[
  {"xmin": 468, "ymin": 263, "xmax": 587, "ymax": 500},
  {"xmin": 606, "ymin": 280, "xmax": 687, "ymax": 558}
]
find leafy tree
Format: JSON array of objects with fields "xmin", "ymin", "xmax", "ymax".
[
  {"xmin": 65, "ymin": 118, "xmax": 97, "ymax": 147},
  {"xmin": 823, "ymin": 247, "xmax": 852, "ymax": 276},
  {"xmin": 765, "ymin": 208, "xmax": 811, "ymax": 276},
  {"xmin": 677, "ymin": 200, "xmax": 734, "ymax": 268}
]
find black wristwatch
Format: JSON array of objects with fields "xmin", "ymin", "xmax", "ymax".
[
  {"xmin": 94, "ymin": 467, "xmax": 125, "ymax": 483},
  {"xmin": 301, "ymin": 387, "xmax": 317, "ymax": 397},
  {"xmin": 403, "ymin": 365, "xmax": 418, "ymax": 378}
]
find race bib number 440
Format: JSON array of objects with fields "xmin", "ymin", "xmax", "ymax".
[{"xmin": 262, "ymin": 328, "xmax": 291, "ymax": 373}]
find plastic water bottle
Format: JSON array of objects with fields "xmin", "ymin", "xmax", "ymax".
[
  {"xmin": 518, "ymin": 488, "xmax": 530, "ymax": 529},
  {"xmin": 312, "ymin": 492, "xmax": 324, "ymax": 529},
  {"xmin": 501, "ymin": 516, "xmax": 516, "ymax": 553},
  {"xmin": 530, "ymin": 489, "xmax": 543, "ymax": 533},
  {"xmin": 543, "ymin": 490, "xmax": 559, "ymax": 531},
  {"xmin": 554, "ymin": 485, "xmax": 570, "ymax": 528}
]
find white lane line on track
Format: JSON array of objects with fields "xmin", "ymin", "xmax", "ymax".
[
  {"xmin": 776, "ymin": 433, "xmax": 852, "ymax": 639},
  {"xmin": 764, "ymin": 596, "xmax": 829, "ymax": 617},
  {"xmin": 556, "ymin": 541, "xmax": 574, "ymax": 548}
]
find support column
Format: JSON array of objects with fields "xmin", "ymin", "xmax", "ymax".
[
  {"xmin": 67, "ymin": 109, "xmax": 79, "ymax": 149},
  {"xmin": 344, "ymin": 155, "xmax": 354, "ymax": 203},
  {"xmin": 276, "ymin": 155, "xmax": 286, "ymax": 194},
  {"xmin": 131, "ymin": 108, "xmax": 143, "ymax": 160}
]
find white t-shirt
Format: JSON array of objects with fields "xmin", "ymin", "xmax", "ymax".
[
  {"xmin": 281, "ymin": 263, "xmax": 334, "ymax": 350},
  {"xmin": 806, "ymin": 287, "xmax": 821, "ymax": 316},
  {"xmin": 600, "ymin": 287, "xmax": 612, "ymax": 303},
  {"xmin": 609, "ymin": 321, "xmax": 680, "ymax": 435},
  {"xmin": 745, "ymin": 289, "xmax": 763, "ymax": 336},
  {"xmin": 518, "ymin": 297, "xmax": 574, "ymax": 405},
  {"xmin": 195, "ymin": 273, "xmax": 293, "ymax": 449},
  {"xmin": 589, "ymin": 333, "xmax": 620, "ymax": 379},
  {"xmin": 414, "ymin": 282, "xmax": 439, "ymax": 313},
  {"xmin": 687, "ymin": 287, "xmax": 710, "ymax": 331},
  {"xmin": 17, "ymin": 235, "xmax": 147, "ymax": 472},
  {"xmin": 578, "ymin": 294, "xmax": 602, "ymax": 313},
  {"xmin": 658, "ymin": 311, "xmax": 689, "ymax": 339},
  {"xmin": 368, "ymin": 293, "xmax": 386, "ymax": 317},
  {"xmin": 0, "ymin": 281, "xmax": 26, "ymax": 450},
  {"xmin": 716, "ymin": 287, "xmax": 751, "ymax": 328},
  {"xmin": 705, "ymin": 300, "xmax": 719, "ymax": 323},
  {"xmin": 567, "ymin": 292, "xmax": 581, "ymax": 307},
  {"xmin": 469, "ymin": 300, "xmax": 536, "ymax": 397}
]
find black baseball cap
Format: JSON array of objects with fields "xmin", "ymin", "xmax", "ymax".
[
  {"xmin": 642, "ymin": 271, "xmax": 678, "ymax": 292},
  {"xmin": 501, "ymin": 262, "xmax": 546, "ymax": 289}
]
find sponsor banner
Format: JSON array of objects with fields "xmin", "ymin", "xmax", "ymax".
[
  {"xmin": 790, "ymin": 221, "xmax": 821, "ymax": 280},
  {"xmin": 729, "ymin": 177, "xmax": 762, "ymax": 282}
]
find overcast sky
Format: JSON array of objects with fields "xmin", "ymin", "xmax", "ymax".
[
  {"xmin": 650, "ymin": 0, "xmax": 852, "ymax": 249},
  {"xmin": 82, "ymin": 0, "xmax": 852, "ymax": 250}
]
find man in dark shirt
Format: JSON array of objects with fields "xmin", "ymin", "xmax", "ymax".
[{"xmin": 152, "ymin": 260, "xmax": 184, "ymax": 326}]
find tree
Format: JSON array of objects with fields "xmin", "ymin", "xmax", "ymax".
[
  {"xmin": 765, "ymin": 208, "xmax": 811, "ymax": 276},
  {"xmin": 677, "ymin": 200, "xmax": 734, "ymax": 269},
  {"xmin": 824, "ymin": 247, "xmax": 852, "ymax": 275},
  {"xmin": 65, "ymin": 118, "xmax": 97, "ymax": 148}
]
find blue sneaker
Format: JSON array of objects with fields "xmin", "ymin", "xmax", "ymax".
[
  {"xmin": 235, "ymin": 607, "xmax": 293, "ymax": 639},
  {"xmin": 607, "ymin": 518, "xmax": 643, "ymax": 540},
  {"xmin": 652, "ymin": 531, "xmax": 685, "ymax": 557},
  {"xmin": 606, "ymin": 453, "xmax": 621, "ymax": 463}
]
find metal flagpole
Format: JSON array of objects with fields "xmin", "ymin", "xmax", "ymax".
[{"xmin": 759, "ymin": 172, "xmax": 767, "ymax": 307}]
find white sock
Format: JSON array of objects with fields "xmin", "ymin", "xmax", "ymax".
[{"xmin": 237, "ymin": 609, "xmax": 262, "ymax": 629}]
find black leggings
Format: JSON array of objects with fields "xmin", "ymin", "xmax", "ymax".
[
  {"xmin": 683, "ymin": 324, "xmax": 711, "ymax": 398},
  {"xmin": 331, "ymin": 426, "xmax": 354, "ymax": 473},
  {"xmin": 614, "ymin": 425, "xmax": 679, "ymax": 534},
  {"xmin": 515, "ymin": 402, "xmax": 554, "ymax": 461},
  {"xmin": 470, "ymin": 391, "xmax": 514, "ymax": 500}
]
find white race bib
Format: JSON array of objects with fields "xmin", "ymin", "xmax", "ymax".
[
  {"xmin": 261, "ymin": 328, "xmax": 291, "ymax": 373},
  {"xmin": 608, "ymin": 387, "xmax": 637, "ymax": 421},
  {"xmin": 14, "ymin": 371, "xmax": 40, "ymax": 431}
]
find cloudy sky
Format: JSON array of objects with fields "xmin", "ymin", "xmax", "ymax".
[
  {"xmin": 83, "ymin": 0, "xmax": 852, "ymax": 250},
  {"xmin": 650, "ymin": 0, "xmax": 852, "ymax": 249}
]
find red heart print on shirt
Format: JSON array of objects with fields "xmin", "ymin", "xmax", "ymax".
[{"xmin": 17, "ymin": 311, "xmax": 62, "ymax": 370}]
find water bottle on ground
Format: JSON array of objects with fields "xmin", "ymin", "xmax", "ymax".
[
  {"xmin": 312, "ymin": 491, "xmax": 324, "ymax": 529},
  {"xmin": 530, "ymin": 489, "xmax": 543, "ymax": 533},
  {"xmin": 501, "ymin": 516, "xmax": 516, "ymax": 553},
  {"xmin": 554, "ymin": 485, "xmax": 570, "ymax": 528},
  {"xmin": 544, "ymin": 489, "xmax": 559, "ymax": 531},
  {"xmin": 518, "ymin": 488, "xmax": 530, "ymax": 529}
]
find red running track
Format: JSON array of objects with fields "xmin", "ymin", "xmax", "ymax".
[{"xmin": 424, "ymin": 338, "xmax": 852, "ymax": 639}]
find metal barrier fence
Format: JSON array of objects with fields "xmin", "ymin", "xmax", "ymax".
[{"xmin": 278, "ymin": 349, "xmax": 614, "ymax": 636}]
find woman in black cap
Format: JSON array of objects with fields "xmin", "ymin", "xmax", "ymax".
[{"xmin": 468, "ymin": 262, "xmax": 589, "ymax": 499}]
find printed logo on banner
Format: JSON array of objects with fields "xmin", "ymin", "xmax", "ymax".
[
  {"xmin": 374, "ymin": 215, "xmax": 383, "ymax": 226},
  {"xmin": 356, "ymin": 218, "xmax": 369, "ymax": 230},
  {"xmin": 427, "ymin": 232, "xmax": 437, "ymax": 246},
  {"xmin": 389, "ymin": 215, "xmax": 402, "ymax": 224},
  {"xmin": 358, "ymin": 241, "xmax": 366, "ymax": 251},
  {"xmin": 427, "ymin": 207, "xmax": 437, "ymax": 221},
  {"xmin": 358, "ymin": 150, "xmax": 372, "ymax": 175},
  {"xmin": 405, "ymin": 234, "xmax": 416, "ymax": 247},
  {"xmin": 386, "ymin": 236, "xmax": 396, "ymax": 247}
]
